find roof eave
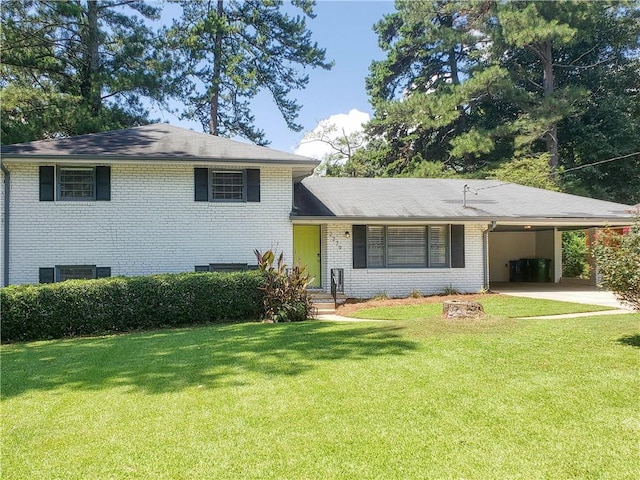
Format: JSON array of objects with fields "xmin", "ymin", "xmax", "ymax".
[
  {"xmin": 1, "ymin": 155, "xmax": 320, "ymax": 169},
  {"xmin": 290, "ymin": 215, "xmax": 634, "ymax": 227}
]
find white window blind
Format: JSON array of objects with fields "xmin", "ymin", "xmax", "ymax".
[
  {"xmin": 429, "ymin": 226, "xmax": 448, "ymax": 267},
  {"xmin": 367, "ymin": 226, "xmax": 385, "ymax": 268},
  {"xmin": 387, "ymin": 226, "xmax": 426, "ymax": 267}
]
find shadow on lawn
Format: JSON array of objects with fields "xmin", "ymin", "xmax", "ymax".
[
  {"xmin": 617, "ymin": 334, "xmax": 640, "ymax": 348},
  {"xmin": 1, "ymin": 321, "xmax": 416, "ymax": 398}
]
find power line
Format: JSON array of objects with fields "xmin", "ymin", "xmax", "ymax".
[
  {"xmin": 463, "ymin": 150, "xmax": 640, "ymax": 199},
  {"xmin": 553, "ymin": 151, "xmax": 640, "ymax": 175}
]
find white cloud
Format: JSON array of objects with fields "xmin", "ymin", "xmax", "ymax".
[{"xmin": 295, "ymin": 109, "xmax": 370, "ymax": 159}]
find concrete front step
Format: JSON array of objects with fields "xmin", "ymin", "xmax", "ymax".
[
  {"xmin": 309, "ymin": 291, "xmax": 348, "ymax": 315},
  {"xmin": 313, "ymin": 302, "xmax": 339, "ymax": 314}
]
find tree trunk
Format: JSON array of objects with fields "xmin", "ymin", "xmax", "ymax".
[
  {"xmin": 541, "ymin": 40, "xmax": 558, "ymax": 169},
  {"xmin": 209, "ymin": 0, "xmax": 224, "ymax": 136},
  {"xmin": 83, "ymin": 0, "xmax": 101, "ymax": 115}
]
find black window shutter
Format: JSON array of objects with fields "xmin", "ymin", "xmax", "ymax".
[
  {"xmin": 96, "ymin": 267, "xmax": 111, "ymax": 278},
  {"xmin": 39, "ymin": 166, "xmax": 55, "ymax": 201},
  {"xmin": 95, "ymin": 166, "xmax": 111, "ymax": 201},
  {"xmin": 451, "ymin": 225, "xmax": 465, "ymax": 268},
  {"xmin": 352, "ymin": 225, "xmax": 367, "ymax": 269},
  {"xmin": 194, "ymin": 168, "xmax": 209, "ymax": 201},
  {"xmin": 39, "ymin": 267, "xmax": 55, "ymax": 283},
  {"xmin": 246, "ymin": 169, "xmax": 260, "ymax": 202}
]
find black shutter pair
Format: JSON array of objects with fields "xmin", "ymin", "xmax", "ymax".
[
  {"xmin": 39, "ymin": 266, "xmax": 111, "ymax": 283},
  {"xmin": 194, "ymin": 168, "xmax": 260, "ymax": 202},
  {"xmin": 352, "ymin": 224, "xmax": 465, "ymax": 269},
  {"xmin": 39, "ymin": 166, "xmax": 110, "ymax": 201}
]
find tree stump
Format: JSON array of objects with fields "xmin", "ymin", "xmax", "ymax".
[{"xmin": 442, "ymin": 300, "xmax": 484, "ymax": 319}]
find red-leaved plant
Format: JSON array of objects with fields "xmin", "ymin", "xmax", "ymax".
[{"xmin": 254, "ymin": 249, "xmax": 314, "ymax": 322}]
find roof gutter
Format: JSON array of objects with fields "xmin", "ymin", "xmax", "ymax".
[{"xmin": 1, "ymin": 161, "xmax": 9, "ymax": 286}]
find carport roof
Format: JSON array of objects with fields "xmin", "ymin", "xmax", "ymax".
[{"xmin": 293, "ymin": 177, "xmax": 634, "ymax": 227}]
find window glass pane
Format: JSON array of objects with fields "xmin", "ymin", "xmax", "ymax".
[
  {"xmin": 59, "ymin": 167, "xmax": 94, "ymax": 199},
  {"xmin": 367, "ymin": 226, "xmax": 385, "ymax": 268},
  {"xmin": 211, "ymin": 171, "xmax": 244, "ymax": 200},
  {"xmin": 58, "ymin": 266, "xmax": 95, "ymax": 282},
  {"xmin": 387, "ymin": 226, "xmax": 426, "ymax": 267},
  {"xmin": 429, "ymin": 226, "xmax": 448, "ymax": 267}
]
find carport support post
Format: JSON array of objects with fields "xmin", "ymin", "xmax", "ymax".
[{"xmin": 553, "ymin": 228, "xmax": 562, "ymax": 283}]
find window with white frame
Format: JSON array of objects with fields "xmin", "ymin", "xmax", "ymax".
[
  {"xmin": 211, "ymin": 171, "xmax": 245, "ymax": 201},
  {"xmin": 387, "ymin": 226, "xmax": 427, "ymax": 267},
  {"xmin": 367, "ymin": 226, "xmax": 386, "ymax": 268},
  {"xmin": 428, "ymin": 226, "xmax": 448, "ymax": 267},
  {"xmin": 58, "ymin": 167, "xmax": 95, "ymax": 200}
]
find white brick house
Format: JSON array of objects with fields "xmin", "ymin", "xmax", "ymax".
[{"xmin": 1, "ymin": 124, "xmax": 635, "ymax": 298}]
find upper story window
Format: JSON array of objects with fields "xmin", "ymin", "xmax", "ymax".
[
  {"xmin": 211, "ymin": 171, "xmax": 245, "ymax": 201},
  {"xmin": 39, "ymin": 165, "xmax": 111, "ymax": 202},
  {"xmin": 58, "ymin": 167, "xmax": 95, "ymax": 200},
  {"xmin": 194, "ymin": 168, "xmax": 260, "ymax": 203}
]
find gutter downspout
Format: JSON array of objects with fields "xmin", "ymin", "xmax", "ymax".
[
  {"xmin": 1, "ymin": 161, "xmax": 9, "ymax": 286},
  {"xmin": 483, "ymin": 221, "xmax": 497, "ymax": 291}
]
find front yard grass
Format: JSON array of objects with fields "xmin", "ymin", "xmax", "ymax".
[
  {"xmin": 342, "ymin": 294, "xmax": 611, "ymax": 320},
  {"xmin": 2, "ymin": 309, "xmax": 638, "ymax": 479}
]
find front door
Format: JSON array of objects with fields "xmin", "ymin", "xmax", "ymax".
[{"xmin": 293, "ymin": 225, "xmax": 321, "ymax": 288}]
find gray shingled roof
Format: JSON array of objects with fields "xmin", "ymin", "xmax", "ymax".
[
  {"xmin": 293, "ymin": 177, "xmax": 634, "ymax": 225},
  {"xmin": 1, "ymin": 124, "xmax": 318, "ymax": 166}
]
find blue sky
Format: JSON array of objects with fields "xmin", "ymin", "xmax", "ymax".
[{"xmin": 154, "ymin": 0, "xmax": 397, "ymax": 153}]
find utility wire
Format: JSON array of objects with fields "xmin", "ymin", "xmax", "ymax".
[
  {"xmin": 468, "ymin": 150, "xmax": 640, "ymax": 193},
  {"xmin": 552, "ymin": 151, "xmax": 640, "ymax": 175}
]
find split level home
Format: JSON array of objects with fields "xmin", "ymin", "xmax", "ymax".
[{"xmin": 0, "ymin": 124, "xmax": 635, "ymax": 298}]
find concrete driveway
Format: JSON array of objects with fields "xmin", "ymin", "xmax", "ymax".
[{"xmin": 491, "ymin": 282, "xmax": 634, "ymax": 311}]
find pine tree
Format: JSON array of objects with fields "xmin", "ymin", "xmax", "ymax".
[
  {"xmin": 1, "ymin": 0, "xmax": 173, "ymax": 143},
  {"xmin": 164, "ymin": 0, "xmax": 332, "ymax": 145}
]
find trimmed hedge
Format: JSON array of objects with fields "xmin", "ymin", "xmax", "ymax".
[{"xmin": 1, "ymin": 271, "xmax": 266, "ymax": 343}]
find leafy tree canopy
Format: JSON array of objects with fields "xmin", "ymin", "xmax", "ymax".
[
  {"xmin": 1, "ymin": 0, "xmax": 174, "ymax": 144},
  {"xmin": 359, "ymin": 0, "xmax": 640, "ymax": 203}
]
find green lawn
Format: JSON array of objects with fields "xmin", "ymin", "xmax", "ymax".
[
  {"xmin": 347, "ymin": 295, "xmax": 611, "ymax": 320},
  {"xmin": 2, "ymin": 311, "xmax": 639, "ymax": 479}
]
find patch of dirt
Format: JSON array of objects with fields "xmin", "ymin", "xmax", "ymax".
[{"xmin": 336, "ymin": 293, "xmax": 501, "ymax": 316}]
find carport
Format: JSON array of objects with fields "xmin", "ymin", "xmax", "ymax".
[{"xmin": 486, "ymin": 210, "xmax": 632, "ymax": 287}]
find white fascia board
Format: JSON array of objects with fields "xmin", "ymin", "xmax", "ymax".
[{"xmin": 1, "ymin": 155, "xmax": 320, "ymax": 169}]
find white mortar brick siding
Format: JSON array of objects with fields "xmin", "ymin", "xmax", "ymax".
[
  {"xmin": 4, "ymin": 163, "xmax": 294, "ymax": 285},
  {"xmin": 321, "ymin": 223, "xmax": 486, "ymax": 298}
]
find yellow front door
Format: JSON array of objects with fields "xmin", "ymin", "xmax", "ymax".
[{"xmin": 293, "ymin": 225, "xmax": 321, "ymax": 288}]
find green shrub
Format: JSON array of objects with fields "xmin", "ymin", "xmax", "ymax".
[
  {"xmin": 592, "ymin": 218, "xmax": 640, "ymax": 311},
  {"xmin": 254, "ymin": 249, "xmax": 313, "ymax": 322},
  {"xmin": 0, "ymin": 271, "xmax": 266, "ymax": 342},
  {"xmin": 562, "ymin": 231, "xmax": 590, "ymax": 278}
]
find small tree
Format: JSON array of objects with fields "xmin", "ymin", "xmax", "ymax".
[
  {"xmin": 562, "ymin": 231, "xmax": 590, "ymax": 278},
  {"xmin": 254, "ymin": 249, "xmax": 314, "ymax": 322},
  {"xmin": 592, "ymin": 216, "xmax": 640, "ymax": 311}
]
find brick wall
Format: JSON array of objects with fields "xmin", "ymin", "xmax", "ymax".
[
  {"xmin": 321, "ymin": 223, "xmax": 486, "ymax": 298},
  {"xmin": 2, "ymin": 163, "xmax": 294, "ymax": 285}
]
